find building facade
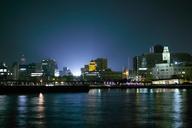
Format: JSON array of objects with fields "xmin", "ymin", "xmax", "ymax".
[
  {"xmin": 134, "ymin": 45, "xmax": 192, "ymax": 81},
  {"xmin": 41, "ymin": 59, "xmax": 58, "ymax": 79}
]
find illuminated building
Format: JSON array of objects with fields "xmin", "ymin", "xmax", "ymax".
[
  {"xmin": 81, "ymin": 58, "xmax": 121, "ymax": 81},
  {"xmin": 18, "ymin": 64, "xmax": 28, "ymax": 80},
  {"xmin": 133, "ymin": 53, "xmax": 162, "ymax": 74},
  {"xmin": 27, "ymin": 63, "xmax": 43, "ymax": 80},
  {"xmin": 16, "ymin": 54, "xmax": 28, "ymax": 80},
  {"xmin": 162, "ymin": 46, "xmax": 170, "ymax": 63},
  {"xmin": 153, "ymin": 62, "xmax": 192, "ymax": 80},
  {"xmin": 54, "ymin": 69, "xmax": 60, "ymax": 77},
  {"xmin": 122, "ymin": 68, "xmax": 129, "ymax": 79},
  {"xmin": 81, "ymin": 58, "xmax": 109, "ymax": 80},
  {"xmin": 82, "ymin": 71, "xmax": 100, "ymax": 81},
  {"xmin": 81, "ymin": 65, "xmax": 88, "ymax": 73},
  {"xmin": 152, "ymin": 46, "xmax": 192, "ymax": 79},
  {"xmin": 133, "ymin": 44, "xmax": 192, "ymax": 81},
  {"xmin": 41, "ymin": 59, "xmax": 58, "ymax": 80},
  {"xmin": 0, "ymin": 62, "xmax": 8, "ymax": 80},
  {"xmin": 88, "ymin": 60, "xmax": 97, "ymax": 72},
  {"xmin": 60, "ymin": 67, "xmax": 72, "ymax": 76},
  {"xmin": 11, "ymin": 61, "xmax": 43, "ymax": 81},
  {"xmin": 152, "ymin": 63, "xmax": 173, "ymax": 79},
  {"xmin": 101, "ymin": 70, "xmax": 122, "ymax": 80},
  {"xmin": 95, "ymin": 58, "xmax": 108, "ymax": 71},
  {"xmin": 82, "ymin": 58, "xmax": 108, "ymax": 74},
  {"xmin": 11, "ymin": 62, "xmax": 19, "ymax": 80}
]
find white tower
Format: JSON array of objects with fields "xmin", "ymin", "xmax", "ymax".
[{"xmin": 162, "ymin": 46, "xmax": 170, "ymax": 64}]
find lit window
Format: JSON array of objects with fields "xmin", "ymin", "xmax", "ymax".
[{"xmin": 20, "ymin": 68, "xmax": 26, "ymax": 71}]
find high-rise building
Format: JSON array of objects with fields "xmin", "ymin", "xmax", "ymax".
[
  {"xmin": 18, "ymin": 64, "xmax": 28, "ymax": 80},
  {"xmin": 95, "ymin": 58, "xmax": 108, "ymax": 71},
  {"xmin": 0, "ymin": 62, "xmax": 8, "ymax": 80},
  {"xmin": 11, "ymin": 61, "xmax": 43, "ymax": 81},
  {"xmin": 27, "ymin": 63, "xmax": 43, "ymax": 78},
  {"xmin": 60, "ymin": 67, "xmax": 72, "ymax": 76},
  {"xmin": 11, "ymin": 62, "xmax": 19, "ymax": 80},
  {"xmin": 41, "ymin": 59, "xmax": 58, "ymax": 79},
  {"xmin": 133, "ymin": 53, "xmax": 162, "ymax": 74}
]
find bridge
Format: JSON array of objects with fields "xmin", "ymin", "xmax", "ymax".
[{"xmin": 0, "ymin": 80, "xmax": 142, "ymax": 86}]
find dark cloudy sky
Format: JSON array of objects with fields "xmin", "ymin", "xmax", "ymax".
[{"xmin": 1, "ymin": 0, "xmax": 192, "ymax": 74}]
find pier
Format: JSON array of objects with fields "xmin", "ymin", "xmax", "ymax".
[{"xmin": 0, "ymin": 80, "xmax": 192, "ymax": 94}]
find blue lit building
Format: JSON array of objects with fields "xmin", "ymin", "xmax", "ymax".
[{"xmin": 41, "ymin": 59, "xmax": 58, "ymax": 80}]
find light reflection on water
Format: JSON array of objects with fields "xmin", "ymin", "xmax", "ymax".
[
  {"xmin": 172, "ymin": 89, "xmax": 182, "ymax": 128},
  {"xmin": 0, "ymin": 89, "xmax": 191, "ymax": 128},
  {"xmin": 17, "ymin": 96, "xmax": 27, "ymax": 127},
  {"xmin": 38, "ymin": 93, "xmax": 45, "ymax": 118}
]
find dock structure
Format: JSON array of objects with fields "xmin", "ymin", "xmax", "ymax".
[
  {"xmin": 0, "ymin": 80, "xmax": 192, "ymax": 94},
  {"xmin": 0, "ymin": 80, "xmax": 91, "ymax": 93},
  {"xmin": 0, "ymin": 80, "xmax": 91, "ymax": 86},
  {"xmin": 0, "ymin": 85, "xmax": 90, "ymax": 94}
]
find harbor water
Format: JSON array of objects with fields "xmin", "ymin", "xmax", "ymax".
[{"xmin": 0, "ymin": 88, "xmax": 192, "ymax": 128}]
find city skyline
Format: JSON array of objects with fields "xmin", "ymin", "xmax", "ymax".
[
  {"xmin": 1, "ymin": 0, "xmax": 192, "ymax": 74},
  {"xmin": 1, "ymin": 44, "xmax": 192, "ymax": 77},
  {"xmin": 1, "ymin": 1, "xmax": 192, "ymax": 127}
]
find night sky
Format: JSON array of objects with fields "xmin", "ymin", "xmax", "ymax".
[{"xmin": 1, "ymin": 0, "xmax": 192, "ymax": 74}]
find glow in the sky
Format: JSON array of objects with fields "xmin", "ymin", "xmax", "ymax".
[
  {"xmin": 72, "ymin": 69, "xmax": 81, "ymax": 76},
  {"xmin": 1, "ymin": 0, "xmax": 192, "ymax": 71}
]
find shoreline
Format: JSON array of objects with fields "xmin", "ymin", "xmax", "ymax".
[
  {"xmin": 0, "ymin": 84, "xmax": 192, "ymax": 94},
  {"xmin": 90, "ymin": 84, "xmax": 192, "ymax": 89}
]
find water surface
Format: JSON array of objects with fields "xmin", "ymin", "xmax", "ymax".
[{"xmin": 0, "ymin": 88, "xmax": 192, "ymax": 128}]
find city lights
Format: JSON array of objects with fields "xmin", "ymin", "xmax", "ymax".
[{"xmin": 73, "ymin": 70, "xmax": 81, "ymax": 76}]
